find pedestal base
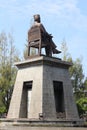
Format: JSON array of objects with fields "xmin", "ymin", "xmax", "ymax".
[{"xmin": 7, "ymin": 56, "xmax": 79, "ymax": 121}]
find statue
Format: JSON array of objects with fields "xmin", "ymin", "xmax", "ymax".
[{"xmin": 28, "ymin": 14, "xmax": 61, "ymax": 57}]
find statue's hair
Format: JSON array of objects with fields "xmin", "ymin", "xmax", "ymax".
[{"xmin": 34, "ymin": 14, "xmax": 41, "ymax": 23}]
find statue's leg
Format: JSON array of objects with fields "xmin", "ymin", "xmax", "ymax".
[
  {"xmin": 28, "ymin": 45, "xmax": 30, "ymax": 56},
  {"xmin": 45, "ymin": 46, "xmax": 49, "ymax": 56},
  {"xmin": 45, "ymin": 46, "xmax": 52, "ymax": 57},
  {"xmin": 49, "ymin": 46, "xmax": 52, "ymax": 57}
]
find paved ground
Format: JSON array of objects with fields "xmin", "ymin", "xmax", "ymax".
[{"xmin": 0, "ymin": 126, "xmax": 87, "ymax": 130}]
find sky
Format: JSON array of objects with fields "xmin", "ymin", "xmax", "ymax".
[{"xmin": 0, "ymin": 0, "xmax": 87, "ymax": 77}]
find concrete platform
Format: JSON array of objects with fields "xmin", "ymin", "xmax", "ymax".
[
  {"xmin": 0, "ymin": 126, "xmax": 87, "ymax": 130},
  {"xmin": 0, "ymin": 118, "xmax": 86, "ymax": 130},
  {"xmin": 0, "ymin": 118, "xmax": 85, "ymax": 128}
]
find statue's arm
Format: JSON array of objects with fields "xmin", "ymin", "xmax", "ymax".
[{"xmin": 40, "ymin": 24, "xmax": 53, "ymax": 38}]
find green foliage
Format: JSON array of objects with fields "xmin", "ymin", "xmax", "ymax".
[
  {"xmin": 61, "ymin": 40, "xmax": 87, "ymax": 117},
  {"xmin": 69, "ymin": 58, "xmax": 84, "ymax": 93},
  {"xmin": 0, "ymin": 31, "xmax": 20, "ymax": 114},
  {"xmin": 0, "ymin": 106, "xmax": 6, "ymax": 114},
  {"xmin": 83, "ymin": 78, "xmax": 87, "ymax": 90},
  {"xmin": 61, "ymin": 40, "xmax": 84, "ymax": 93},
  {"xmin": 76, "ymin": 97, "xmax": 87, "ymax": 116}
]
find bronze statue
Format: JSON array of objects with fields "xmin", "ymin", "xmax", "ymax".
[{"xmin": 28, "ymin": 14, "xmax": 61, "ymax": 57}]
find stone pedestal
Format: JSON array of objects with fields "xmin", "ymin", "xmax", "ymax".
[{"xmin": 7, "ymin": 56, "xmax": 79, "ymax": 120}]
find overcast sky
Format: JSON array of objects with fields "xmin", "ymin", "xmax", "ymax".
[{"xmin": 0, "ymin": 0, "xmax": 87, "ymax": 76}]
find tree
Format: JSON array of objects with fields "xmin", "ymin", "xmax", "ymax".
[
  {"xmin": 61, "ymin": 39, "xmax": 71, "ymax": 61},
  {"xmin": 23, "ymin": 45, "xmax": 36, "ymax": 60},
  {"xmin": 60, "ymin": 40, "xmax": 87, "ymax": 117},
  {"xmin": 61, "ymin": 40, "xmax": 84, "ymax": 92},
  {"xmin": 23, "ymin": 46, "xmax": 29, "ymax": 60},
  {"xmin": 83, "ymin": 78, "xmax": 87, "ymax": 90},
  {"xmin": 69, "ymin": 58, "xmax": 84, "ymax": 93},
  {"xmin": 0, "ymin": 32, "xmax": 20, "ymax": 114},
  {"xmin": 61, "ymin": 41, "xmax": 84, "ymax": 92},
  {"xmin": 76, "ymin": 97, "xmax": 87, "ymax": 116}
]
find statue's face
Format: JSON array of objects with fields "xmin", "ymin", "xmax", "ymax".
[{"xmin": 34, "ymin": 15, "xmax": 40, "ymax": 23}]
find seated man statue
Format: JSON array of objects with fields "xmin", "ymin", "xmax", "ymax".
[{"xmin": 30, "ymin": 14, "xmax": 61, "ymax": 56}]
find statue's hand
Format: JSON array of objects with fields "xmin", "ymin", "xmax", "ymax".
[{"xmin": 49, "ymin": 34, "xmax": 53, "ymax": 38}]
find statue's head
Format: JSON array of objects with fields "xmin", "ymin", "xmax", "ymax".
[{"xmin": 34, "ymin": 14, "xmax": 41, "ymax": 23}]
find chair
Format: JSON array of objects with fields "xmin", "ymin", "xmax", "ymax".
[{"xmin": 28, "ymin": 26, "xmax": 47, "ymax": 56}]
